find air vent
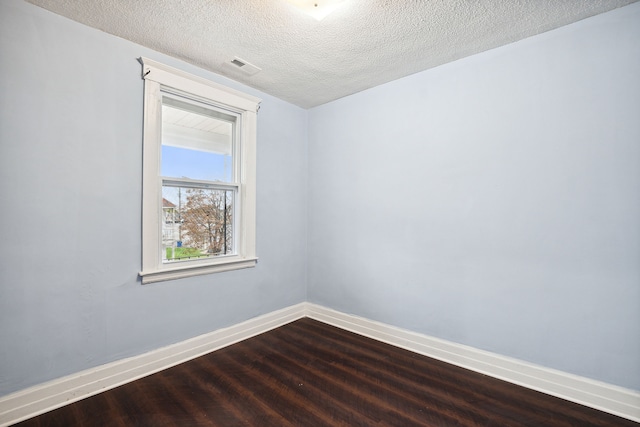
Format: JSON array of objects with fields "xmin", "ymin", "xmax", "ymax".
[{"xmin": 227, "ymin": 57, "xmax": 261, "ymax": 76}]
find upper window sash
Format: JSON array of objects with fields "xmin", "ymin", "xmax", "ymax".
[{"xmin": 160, "ymin": 93, "xmax": 239, "ymax": 185}]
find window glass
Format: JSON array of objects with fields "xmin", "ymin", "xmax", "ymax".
[
  {"xmin": 162, "ymin": 185, "xmax": 234, "ymax": 263},
  {"xmin": 160, "ymin": 96, "xmax": 237, "ymax": 264},
  {"xmin": 161, "ymin": 96, "xmax": 235, "ymax": 183}
]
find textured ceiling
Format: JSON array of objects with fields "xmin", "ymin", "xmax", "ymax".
[{"xmin": 25, "ymin": 0, "xmax": 638, "ymax": 108}]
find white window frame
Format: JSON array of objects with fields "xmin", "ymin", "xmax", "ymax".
[{"xmin": 139, "ymin": 57, "xmax": 260, "ymax": 284}]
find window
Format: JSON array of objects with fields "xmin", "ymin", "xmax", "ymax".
[{"xmin": 139, "ymin": 58, "xmax": 260, "ymax": 284}]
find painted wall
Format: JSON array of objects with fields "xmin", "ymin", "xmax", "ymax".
[
  {"xmin": 308, "ymin": 4, "xmax": 640, "ymax": 391},
  {"xmin": 0, "ymin": 0, "xmax": 307, "ymax": 396}
]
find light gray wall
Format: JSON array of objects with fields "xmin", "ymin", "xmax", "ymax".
[
  {"xmin": 308, "ymin": 4, "xmax": 640, "ymax": 391},
  {"xmin": 0, "ymin": 0, "xmax": 307, "ymax": 396}
]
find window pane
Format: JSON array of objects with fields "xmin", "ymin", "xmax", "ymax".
[
  {"xmin": 162, "ymin": 185, "xmax": 234, "ymax": 263},
  {"xmin": 161, "ymin": 96, "xmax": 235, "ymax": 182}
]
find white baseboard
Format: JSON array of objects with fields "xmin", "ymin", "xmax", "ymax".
[
  {"xmin": 0, "ymin": 303, "xmax": 306, "ymax": 427},
  {"xmin": 2, "ymin": 302, "xmax": 638, "ymax": 425},
  {"xmin": 305, "ymin": 303, "xmax": 640, "ymax": 423}
]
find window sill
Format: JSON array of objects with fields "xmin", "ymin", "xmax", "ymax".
[{"xmin": 139, "ymin": 257, "xmax": 258, "ymax": 284}]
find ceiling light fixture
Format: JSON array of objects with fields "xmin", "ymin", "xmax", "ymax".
[{"xmin": 285, "ymin": 0, "xmax": 345, "ymax": 21}]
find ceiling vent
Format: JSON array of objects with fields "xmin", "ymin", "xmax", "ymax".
[{"xmin": 226, "ymin": 57, "xmax": 261, "ymax": 76}]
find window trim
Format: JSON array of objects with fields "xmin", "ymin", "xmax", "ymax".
[{"xmin": 139, "ymin": 57, "xmax": 260, "ymax": 284}]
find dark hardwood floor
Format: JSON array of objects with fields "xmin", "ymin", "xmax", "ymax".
[{"xmin": 15, "ymin": 318, "xmax": 638, "ymax": 426}]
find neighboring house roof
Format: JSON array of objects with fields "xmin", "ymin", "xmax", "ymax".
[{"xmin": 162, "ymin": 198, "xmax": 176, "ymax": 208}]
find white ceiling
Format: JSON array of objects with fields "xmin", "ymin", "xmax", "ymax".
[{"xmin": 26, "ymin": 0, "xmax": 638, "ymax": 108}]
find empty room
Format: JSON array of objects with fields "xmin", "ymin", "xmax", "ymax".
[{"xmin": 0, "ymin": 0, "xmax": 639, "ymax": 425}]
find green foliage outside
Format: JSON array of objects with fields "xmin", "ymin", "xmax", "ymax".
[{"xmin": 165, "ymin": 246, "xmax": 209, "ymax": 260}]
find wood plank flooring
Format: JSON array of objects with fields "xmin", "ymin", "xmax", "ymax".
[{"xmin": 14, "ymin": 318, "xmax": 638, "ymax": 426}]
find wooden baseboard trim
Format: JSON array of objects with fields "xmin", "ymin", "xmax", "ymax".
[
  {"xmin": 2, "ymin": 302, "xmax": 638, "ymax": 425},
  {"xmin": 305, "ymin": 303, "xmax": 640, "ymax": 423},
  {"xmin": 0, "ymin": 303, "xmax": 306, "ymax": 427}
]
